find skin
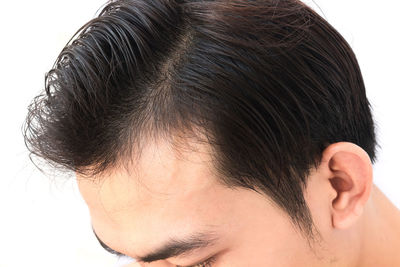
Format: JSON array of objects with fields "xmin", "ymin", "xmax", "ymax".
[{"xmin": 77, "ymin": 138, "xmax": 400, "ymax": 267}]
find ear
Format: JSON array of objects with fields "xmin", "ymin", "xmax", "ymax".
[{"xmin": 321, "ymin": 142, "xmax": 373, "ymax": 229}]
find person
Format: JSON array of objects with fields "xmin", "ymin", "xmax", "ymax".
[{"xmin": 23, "ymin": 0, "xmax": 400, "ymax": 266}]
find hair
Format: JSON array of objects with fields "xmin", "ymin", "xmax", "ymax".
[{"xmin": 23, "ymin": 0, "xmax": 377, "ymax": 240}]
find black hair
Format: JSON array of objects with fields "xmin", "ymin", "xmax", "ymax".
[{"xmin": 23, "ymin": 0, "xmax": 378, "ymax": 239}]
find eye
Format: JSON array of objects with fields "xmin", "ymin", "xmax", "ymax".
[{"xmin": 178, "ymin": 256, "xmax": 216, "ymax": 267}]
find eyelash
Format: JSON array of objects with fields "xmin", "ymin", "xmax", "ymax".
[{"xmin": 183, "ymin": 256, "xmax": 216, "ymax": 267}]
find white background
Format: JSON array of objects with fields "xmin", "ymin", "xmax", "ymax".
[{"xmin": 0, "ymin": 0, "xmax": 399, "ymax": 266}]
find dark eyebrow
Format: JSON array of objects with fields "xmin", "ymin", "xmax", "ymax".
[
  {"xmin": 92, "ymin": 226, "xmax": 218, "ymax": 263},
  {"xmin": 136, "ymin": 231, "xmax": 219, "ymax": 263}
]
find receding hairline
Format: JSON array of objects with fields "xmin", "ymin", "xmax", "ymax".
[{"xmin": 76, "ymin": 125, "xmax": 218, "ymax": 183}]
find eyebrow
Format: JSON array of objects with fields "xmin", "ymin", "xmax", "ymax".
[{"xmin": 92, "ymin": 227, "xmax": 219, "ymax": 263}]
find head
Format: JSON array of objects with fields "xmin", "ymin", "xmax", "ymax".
[{"xmin": 24, "ymin": 0, "xmax": 378, "ymax": 266}]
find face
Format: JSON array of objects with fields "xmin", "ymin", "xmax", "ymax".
[{"xmin": 77, "ymin": 137, "xmax": 334, "ymax": 266}]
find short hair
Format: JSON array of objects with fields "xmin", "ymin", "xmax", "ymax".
[{"xmin": 23, "ymin": 0, "xmax": 377, "ymax": 239}]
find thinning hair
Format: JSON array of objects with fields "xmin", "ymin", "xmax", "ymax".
[{"xmin": 23, "ymin": 0, "xmax": 377, "ymax": 239}]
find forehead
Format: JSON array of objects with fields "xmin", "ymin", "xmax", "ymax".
[{"xmin": 76, "ymin": 138, "xmax": 233, "ymax": 254}]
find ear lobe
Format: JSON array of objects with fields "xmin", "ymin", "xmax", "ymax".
[{"xmin": 322, "ymin": 142, "xmax": 373, "ymax": 229}]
